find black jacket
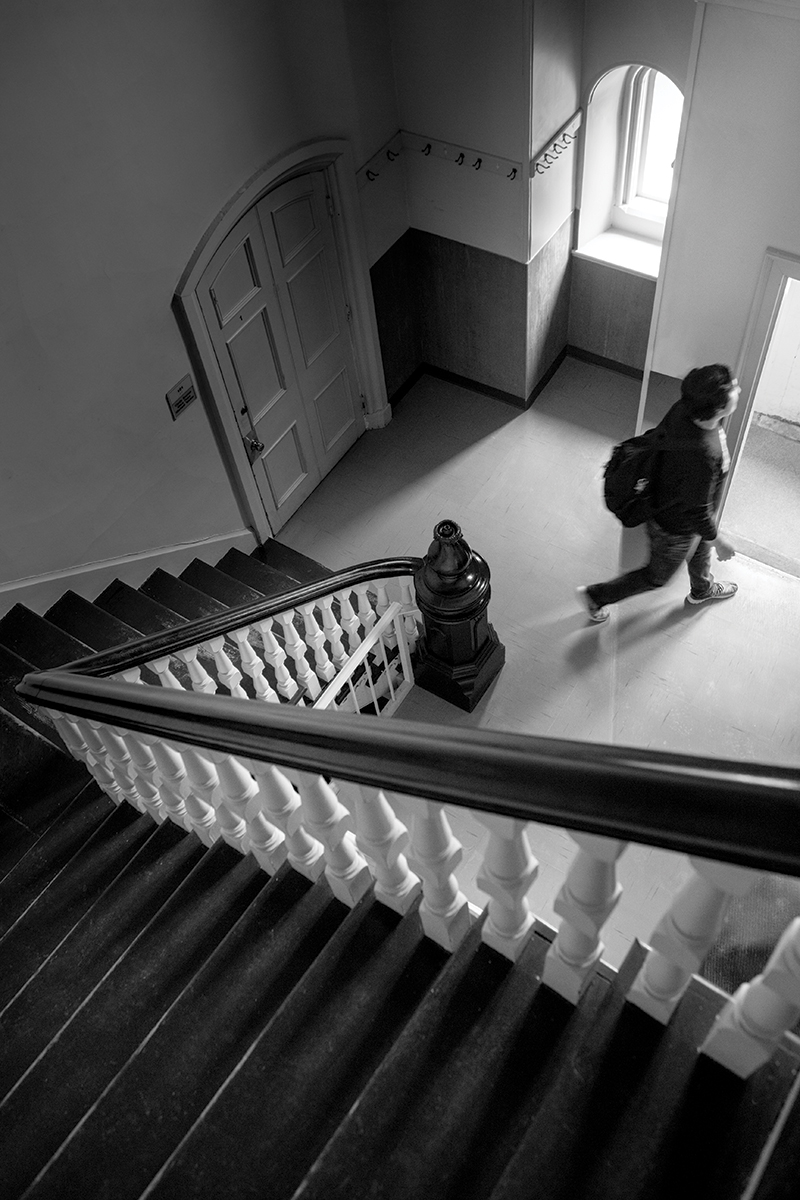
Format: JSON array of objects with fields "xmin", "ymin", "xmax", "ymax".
[{"xmin": 652, "ymin": 400, "xmax": 727, "ymax": 541}]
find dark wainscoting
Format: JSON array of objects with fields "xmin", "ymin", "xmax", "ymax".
[
  {"xmin": 368, "ymin": 232, "xmax": 421, "ymax": 404},
  {"xmin": 525, "ymin": 216, "xmax": 574, "ymax": 399},
  {"xmin": 568, "ymin": 255, "xmax": 656, "ymax": 372}
]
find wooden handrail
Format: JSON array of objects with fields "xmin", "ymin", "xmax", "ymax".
[
  {"xmin": 53, "ymin": 557, "xmax": 423, "ymax": 677},
  {"xmin": 18, "ymin": 668, "xmax": 800, "ymax": 879}
]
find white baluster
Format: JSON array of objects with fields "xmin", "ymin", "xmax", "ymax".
[
  {"xmin": 275, "ymin": 610, "xmax": 321, "ymax": 699},
  {"xmin": 148, "ymin": 655, "xmax": 185, "ymax": 690},
  {"xmin": 47, "ymin": 709, "xmax": 91, "ymax": 763},
  {"xmin": 299, "ymin": 602, "xmax": 336, "ymax": 683},
  {"xmin": 214, "ymin": 803, "xmax": 250, "ymax": 855},
  {"xmin": 373, "ymin": 580, "xmax": 397, "ymax": 648},
  {"xmin": 74, "ymin": 717, "xmax": 124, "ymax": 805},
  {"xmin": 227, "ymin": 627, "xmax": 279, "ymax": 701},
  {"xmin": 543, "ymin": 834, "xmax": 628, "ymax": 1001},
  {"xmin": 209, "ymin": 753, "xmax": 259, "ymax": 819},
  {"xmin": 246, "ymin": 759, "xmax": 325, "ymax": 880},
  {"xmin": 174, "ymin": 645, "xmax": 218, "ymax": 694},
  {"xmin": 116, "ymin": 726, "xmax": 167, "ymax": 823},
  {"xmin": 337, "ymin": 587, "xmax": 362, "ymax": 651},
  {"xmin": 294, "ymin": 770, "xmax": 373, "ymax": 906},
  {"xmin": 253, "ymin": 616, "xmax": 298, "ymax": 700},
  {"xmin": 146, "ymin": 737, "xmax": 193, "ymax": 829},
  {"xmin": 91, "ymin": 721, "xmax": 149, "ymax": 813},
  {"xmin": 318, "ymin": 595, "xmax": 349, "ymax": 670},
  {"xmin": 406, "ymin": 800, "xmax": 472, "ymax": 951},
  {"xmin": 399, "ymin": 577, "xmax": 419, "ymax": 653},
  {"xmin": 183, "ymin": 791, "xmax": 219, "ymax": 847},
  {"xmin": 354, "ymin": 583, "xmax": 377, "ymax": 637},
  {"xmin": 700, "ymin": 917, "xmax": 800, "ymax": 1078},
  {"xmin": 246, "ymin": 810, "xmax": 287, "ymax": 875},
  {"xmin": 628, "ymin": 858, "xmax": 762, "ymax": 1023},
  {"xmin": 205, "ymin": 635, "xmax": 248, "ymax": 698},
  {"xmin": 350, "ymin": 785, "xmax": 422, "ymax": 915},
  {"xmin": 476, "ymin": 815, "xmax": 538, "ymax": 962}
]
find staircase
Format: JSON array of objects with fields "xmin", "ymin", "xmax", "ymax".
[{"xmin": 2, "ymin": 543, "xmax": 800, "ymax": 1199}]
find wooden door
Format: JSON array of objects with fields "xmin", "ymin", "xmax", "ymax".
[{"xmin": 199, "ymin": 171, "xmax": 363, "ymax": 531}]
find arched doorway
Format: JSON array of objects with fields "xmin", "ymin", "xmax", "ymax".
[{"xmin": 174, "ymin": 141, "xmax": 390, "ymax": 541}]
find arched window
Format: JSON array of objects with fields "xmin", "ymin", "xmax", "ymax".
[
  {"xmin": 576, "ymin": 65, "xmax": 684, "ymax": 276},
  {"xmin": 613, "ymin": 67, "xmax": 683, "ymax": 240}
]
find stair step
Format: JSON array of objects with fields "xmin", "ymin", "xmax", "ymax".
[
  {"xmin": 143, "ymin": 892, "xmax": 445, "ymax": 1200},
  {"xmin": 93, "ymin": 579, "xmax": 188, "ymax": 635},
  {"xmin": 0, "ymin": 603, "xmax": 94, "ymax": 668},
  {"xmin": 215, "ymin": 546, "xmax": 301, "ymax": 597},
  {"xmin": 26, "ymin": 867, "xmax": 347, "ymax": 1200},
  {"xmin": 180, "ymin": 558, "xmax": 268, "ymax": 607},
  {"xmin": 0, "ymin": 842, "xmax": 267, "ymax": 1198},
  {"xmin": 252, "ymin": 540, "xmax": 334, "ymax": 586},
  {"xmin": 0, "ymin": 643, "xmax": 68, "ymax": 752},
  {"xmin": 0, "ymin": 736, "xmax": 100, "ymax": 884},
  {"xmin": 0, "ymin": 783, "xmax": 112, "ymax": 939},
  {"xmin": 0, "ymin": 802, "xmax": 156, "ymax": 1013},
  {"xmin": 488, "ymin": 947, "xmax": 800, "ymax": 1200},
  {"xmin": 0, "ymin": 820, "xmax": 204, "ymax": 1097},
  {"xmin": 44, "ymin": 590, "xmax": 143, "ymax": 652},
  {"xmin": 139, "ymin": 568, "xmax": 228, "ymax": 620}
]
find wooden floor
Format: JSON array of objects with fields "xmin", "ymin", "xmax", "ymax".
[{"xmin": 278, "ymin": 357, "xmax": 800, "ymax": 967}]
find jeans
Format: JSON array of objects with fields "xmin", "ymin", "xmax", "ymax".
[{"xmin": 587, "ymin": 520, "xmax": 714, "ymax": 608}]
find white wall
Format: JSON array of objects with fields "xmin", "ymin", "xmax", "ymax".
[
  {"xmin": 0, "ymin": 0, "xmax": 401, "ymax": 596},
  {"xmin": 653, "ymin": 4, "xmax": 800, "ymax": 379},
  {"xmin": 388, "ymin": 0, "xmax": 531, "ymax": 261},
  {"xmin": 581, "ymin": 0, "xmax": 697, "ymax": 96},
  {"xmin": 756, "ymin": 279, "xmax": 800, "ymax": 423}
]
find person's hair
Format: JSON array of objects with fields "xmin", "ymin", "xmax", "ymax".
[{"xmin": 680, "ymin": 364, "xmax": 735, "ymax": 420}]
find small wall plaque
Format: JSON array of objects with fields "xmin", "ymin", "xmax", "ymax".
[{"xmin": 166, "ymin": 374, "xmax": 197, "ymax": 420}]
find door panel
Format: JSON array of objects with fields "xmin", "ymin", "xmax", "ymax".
[
  {"xmin": 199, "ymin": 208, "xmax": 320, "ymax": 526},
  {"xmin": 257, "ymin": 172, "xmax": 362, "ymax": 478},
  {"xmin": 199, "ymin": 171, "xmax": 364, "ymax": 533}
]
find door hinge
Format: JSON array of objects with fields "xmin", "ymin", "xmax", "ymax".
[
  {"xmin": 325, "ymin": 193, "xmax": 335, "ymax": 217},
  {"xmin": 360, "ymin": 393, "xmax": 367, "ymax": 414},
  {"xmin": 345, "ymin": 303, "xmax": 352, "ymax": 322}
]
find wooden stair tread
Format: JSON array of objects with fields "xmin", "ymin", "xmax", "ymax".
[
  {"xmin": 0, "ymin": 842, "xmax": 266, "ymax": 1198},
  {"xmin": 0, "ymin": 821, "xmax": 204, "ymax": 1098},
  {"xmin": 0, "ymin": 803, "xmax": 154, "ymax": 1014},
  {"xmin": 215, "ymin": 546, "xmax": 299, "ymax": 597},
  {"xmin": 143, "ymin": 893, "xmax": 444, "ymax": 1200},
  {"xmin": 0, "ymin": 643, "xmax": 72, "ymax": 766},
  {"xmin": 0, "ymin": 783, "xmax": 112, "ymax": 940},
  {"xmin": 180, "ymin": 559, "xmax": 268, "ymax": 607},
  {"xmin": 25, "ymin": 868, "xmax": 347, "ymax": 1200},
  {"xmin": 252, "ymin": 540, "xmax": 334, "ymax": 586},
  {"xmin": 139, "ymin": 569, "xmax": 228, "ymax": 619},
  {"xmin": 44, "ymin": 591, "xmax": 143, "ymax": 652},
  {"xmin": 93, "ymin": 579, "xmax": 187, "ymax": 635},
  {"xmin": 0, "ymin": 603, "xmax": 94, "ymax": 667}
]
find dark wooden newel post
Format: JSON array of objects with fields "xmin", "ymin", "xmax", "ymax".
[{"xmin": 413, "ymin": 519, "xmax": 505, "ymax": 712}]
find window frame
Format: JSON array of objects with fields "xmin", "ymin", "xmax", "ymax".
[{"xmin": 612, "ymin": 66, "xmax": 680, "ymax": 242}]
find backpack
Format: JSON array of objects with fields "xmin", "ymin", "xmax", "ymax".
[{"xmin": 603, "ymin": 427, "xmax": 665, "ymax": 527}]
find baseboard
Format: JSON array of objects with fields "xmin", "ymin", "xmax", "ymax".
[
  {"xmin": 565, "ymin": 345, "xmax": 644, "ymax": 380},
  {"xmin": 0, "ymin": 529, "xmax": 258, "ymax": 617},
  {"xmin": 390, "ymin": 348, "xmax": 574, "ymax": 413}
]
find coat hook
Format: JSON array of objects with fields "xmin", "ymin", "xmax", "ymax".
[
  {"xmin": 423, "ymin": 143, "xmax": 431, "ymax": 155},
  {"xmin": 472, "ymin": 157, "xmax": 482, "ymax": 170},
  {"xmin": 455, "ymin": 152, "xmax": 465, "ymax": 165},
  {"xmin": 507, "ymin": 167, "xmax": 517, "ymax": 180},
  {"xmin": 387, "ymin": 149, "xmax": 399, "ymax": 161},
  {"xmin": 366, "ymin": 169, "xmax": 379, "ymax": 181}
]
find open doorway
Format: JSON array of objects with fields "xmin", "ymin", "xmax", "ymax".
[{"xmin": 722, "ymin": 265, "xmax": 800, "ymax": 580}]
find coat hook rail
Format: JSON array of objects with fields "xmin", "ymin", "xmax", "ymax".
[
  {"xmin": 530, "ymin": 109, "xmax": 583, "ymax": 179},
  {"xmin": 357, "ymin": 130, "xmax": 523, "ymax": 191}
]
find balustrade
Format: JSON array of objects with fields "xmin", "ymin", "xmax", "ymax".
[
  {"xmin": 404, "ymin": 798, "xmax": 472, "ymax": 951},
  {"xmin": 344, "ymin": 783, "xmax": 422, "ymax": 915},
  {"xmin": 293, "ymin": 770, "xmax": 372, "ymax": 906}
]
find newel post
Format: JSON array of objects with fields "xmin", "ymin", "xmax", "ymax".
[{"xmin": 412, "ymin": 519, "xmax": 506, "ymax": 712}]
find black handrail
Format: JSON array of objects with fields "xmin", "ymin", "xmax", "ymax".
[
  {"xmin": 18, "ymin": 668, "xmax": 800, "ymax": 879},
  {"xmin": 53, "ymin": 557, "xmax": 423, "ymax": 678}
]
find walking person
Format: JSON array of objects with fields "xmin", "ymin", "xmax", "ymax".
[{"xmin": 577, "ymin": 364, "xmax": 741, "ymax": 624}]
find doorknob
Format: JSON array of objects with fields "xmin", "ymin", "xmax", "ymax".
[{"xmin": 245, "ymin": 436, "xmax": 265, "ymax": 458}]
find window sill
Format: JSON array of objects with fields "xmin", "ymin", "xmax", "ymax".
[{"xmin": 573, "ymin": 230, "xmax": 662, "ymax": 280}]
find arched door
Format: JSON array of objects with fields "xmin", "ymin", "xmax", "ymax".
[{"xmin": 198, "ymin": 170, "xmax": 364, "ymax": 530}]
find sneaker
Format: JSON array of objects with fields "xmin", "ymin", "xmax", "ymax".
[
  {"xmin": 686, "ymin": 581, "xmax": 738, "ymax": 605},
  {"xmin": 576, "ymin": 586, "xmax": 609, "ymax": 624}
]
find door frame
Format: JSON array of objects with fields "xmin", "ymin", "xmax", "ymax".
[
  {"xmin": 719, "ymin": 247, "xmax": 800, "ymax": 512},
  {"xmin": 173, "ymin": 139, "xmax": 390, "ymax": 543}
]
